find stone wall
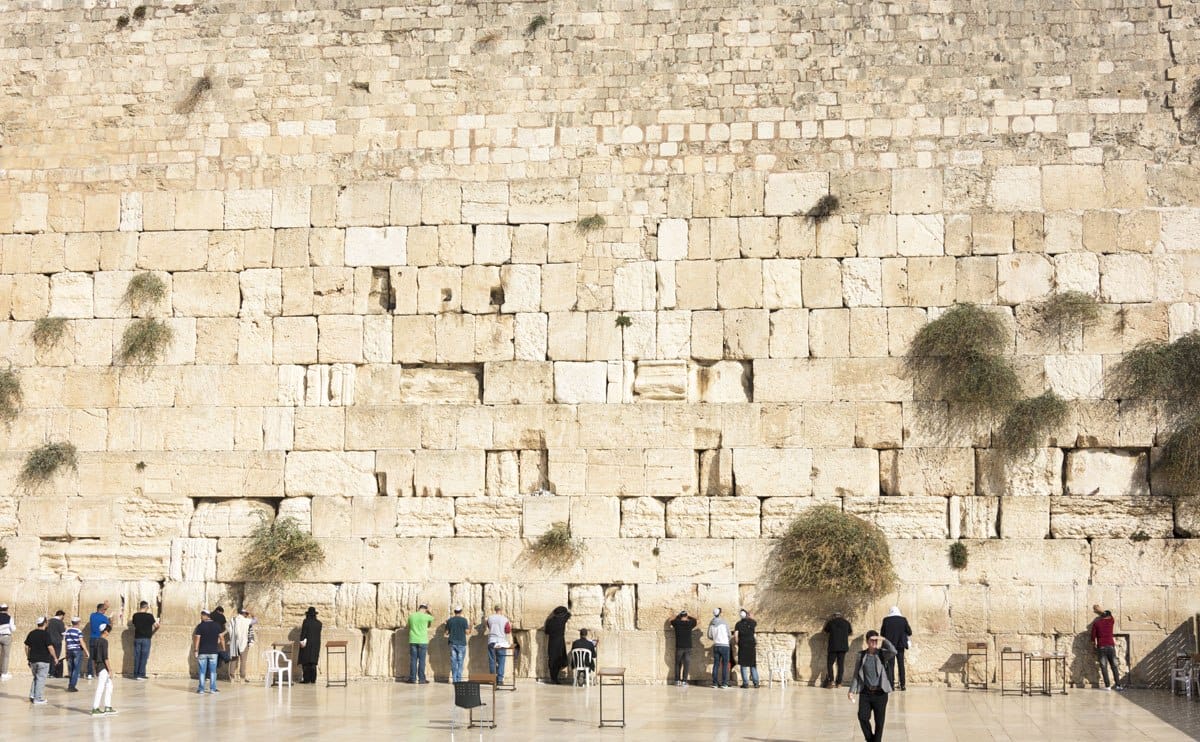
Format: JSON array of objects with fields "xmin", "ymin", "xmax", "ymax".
[{"xmin": 1, "ymin": 0, "xmax": 1199, "ymax": 684}]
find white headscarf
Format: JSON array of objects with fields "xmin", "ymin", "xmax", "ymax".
[{"xmin": 887, "ymin": 606, "xmax": 902, "ymax": 617}]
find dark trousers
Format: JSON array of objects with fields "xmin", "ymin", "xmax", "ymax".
[
  {"xmin": 87, "ymin": 638, "xmax": 100, "ymax": 676},
  {"xmin": 827, "ymin": 651, "xmax": 846, "ymax": 686},
  {"xmin": 674, "ymin": 648, "xmax": 692, "ymax": 682},
  {"xmin": 302, "ymin": 662, "xmax": 318, "ymax": 683},
  {"xmin": 857, "ymin": 689, "xmax": 888, "ymax": 742},
  {"xmin": 547, "ymin": 639, "xmax": 567, "ymax": 683},
  {"xmin": 50, "ymin": 643, "xmax": 63, "ymax": 677},
  {"xmin": 1097, "ymin": 645, "xmax": 1120, "ymax": 687},
  {"xmin": 884, "ymin": 651, "xmax": 906, "ymax": 689}
]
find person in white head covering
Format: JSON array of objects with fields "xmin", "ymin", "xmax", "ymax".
[
  {"xmin": 879, "ymin": 607, "xmax": 912, "ymax": 691},
  {"xmin": 707, "ymin": 608, "xmax": 731, "ymax": 688}
]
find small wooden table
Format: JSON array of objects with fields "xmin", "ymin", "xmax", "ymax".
[
  {"xmin": 1000, "ymin": 649, "xmax": 1025, "ymax": 696},
  {"xmin": 326, "ymin": 640, "xmax": 348, "ymax": 687},
  {"xmin": 1025, "ymin": 653, "xmax": 1068, "ymax": 696},
  {"xmin": 598, "ymin": 667, "xmax": 626, "ymax": 728}
]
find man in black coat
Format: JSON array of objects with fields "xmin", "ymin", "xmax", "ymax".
[
  {"xmin": 299, "ymin": 606, "xmax": 322, "ymax": 684},
  {"xmin": 823, "ymin": 612, "xmax": 852, "ymax": 688},
  {"xmin": 543, "ymin": 606, "xmax": 571, "ymax": 684},
  {"xmin": 880, "ymin": 606, "xmax": 912, "ymax": 691}
]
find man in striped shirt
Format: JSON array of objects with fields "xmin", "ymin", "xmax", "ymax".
[{"xmin": 63, "ymin": 617, "xmax": 89, "ymax": 692}]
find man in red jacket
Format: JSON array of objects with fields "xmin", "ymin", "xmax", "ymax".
[{"xmin": 1090, "ymin": 606, "xmax": 1122, "ymax": 690}]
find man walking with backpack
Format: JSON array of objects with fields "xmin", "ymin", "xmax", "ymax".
[{"xmin": 848, "ymin": 630, "xmax": 897, "ymax": 742}]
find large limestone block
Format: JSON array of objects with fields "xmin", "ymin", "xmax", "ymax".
[
  {"xmin": 363, "ymin": 628, "xmax": 396, "ymax": 677},
  {"xmin": 812, "ymin": 448, "xmax": 879, "ymax": 498},
  {"xmin": 666, "ymin": 497, "xmax": 709, "ymax": 537},
  {"xmin": 1050, "ymin": 496, "xmax": 1173, "ymax": 539},
  {"xmin": 657, "ymin": 538, "xmax": 734, "ymax": 583},
  {"xmin": 455, "ymin": 498, "xmax": 521, "ymax": 537},
  {"xmin": 880, "ymin": 448, "xmax": 974, "ymax": 497},
  {"xmin": 1065, "ymin": 449, "xmax": 1149, "ymax": 497},
  {"xmin": 753, "ymin": 359, "xmax": 833, "ymax": 402},
  {"xmin": 1042, "ymin": 165, "xmax": 1104, "ymax": 210},
  {"xmin": 698, "ymin": 448, "xmax": 732, "ymax": 497},
  {"xmin": 40, "ymin": 539, "xmax": 169, "ymax": 581},
  {"xmin": 891, "ymin": 168, "xmax": 943, "ymax": 214},
  {"xmin": 189, "ymin": 499, "xmax": 274, "ymax": 537},
  {"xmin": 989, "ymin": 166, "xmax": 1042, "ymax": 211},
  {"xmin": 957, "ymin": 540, "xmax": 1091, "ymax": 586},
  {"xmin": 169, "ymin": 538, "xmax": 217, "ymax": 581},
  {"xmin": 414, "ymin": 450, "xmax": 485, "ymax": 497},
  {"xmin": 480, "ymin": 360, "xmax": 554, "ymax": 403},
  {"xmin": 764, "ymin": 173, "xmax": 828, "ymax": 216},
  {"xmin": 619, "ymin": 494, "xmax": 667, "ymax": 535},
  {"xmin": 845, "ymin": 496, "xmax": 949, "ymax": 538},
  {"xmin": 285, "ymin": 451, "xmax": 377, "ymax": 497},
  {"xmin": 509, "ymin": 179, "xmax": 577, "ymax": 223},
  {"xmin": 137, "ymin": 231, "xmax": 208, "ymax": 271},
  {"xmin": 48, "ymin": 272, "xmax": 93, "ymax": 318},
  {"xmin": 997, "ymin": 253, "xmax": 1052, "ymax": 305},
  {"xmin": 998, "ymin": 495, "xmax": 1050, "ymax": 539},
  {"xmin": 554, "ymin": 361, "xmax": 608, "ymax": 404},
  {"xmin": 976, "ymin": 448, "xmax": 1064, "ymax": 498},
  {"xmin": 1099, "ymin": 254, "xmax": 1155, "ymax": 303},
  {"xmin": 644, "ymin": 448, "xmax": 695, "ymax": 496},
  {"xmin": 1090, "ymin": 539, "xmax": 1200, "ymax": 586},
  {"xmin": 732, "ymin": 448, "xmax": 812, "ymax": 496},
  {"xmin": 345, "ymin": 226, "xmax": 406, "ymax": 267},
  {"xmin": 632, "ymin": 360, "xmax": 687, "ymax": 401},
  {"xmin": 396, "ymin": 498, "xmax": 455, "ymax": 537},
  {"xmin": 710, "ymin": 497, "xmax": 760, "ymax": 538}
]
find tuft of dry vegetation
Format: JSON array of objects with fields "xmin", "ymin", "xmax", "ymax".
[
  {"xmin": 804, "ymin": 194, "xmax": 840, "ymax": 223},
  {"xmin": 175, "ymin": 75, "xmax": 213, "ymax": 114},
  {"xmin": 576, "ymin": 215, "xmax": 606, "ymax": 234},
  {"xmin": 949, "ymin": 541, "xmax": 969, "ymax": 570},
  {"xmin": 239, "ymin": 516, "xmax": 325, "ymax": 583},
  {"xmin": 117, "ymin": 318, "xmax": 173, "ymax": 365},
  {"xmin": 1037, "ymin": 290, "xmax": 1101, "ymax": 334},
  {"xmin": 528, "ymin": 522, "xmax": 580, "ymax": 564},
  {"xmin": 32, "ymin": 317, "xmax": 68, "ymax": 350},
  {"xmin": 524, "ymin": 14, "xmax": 548, "ymax": 37},
  {"xmin": 19, "ymin": 442, "xmax": 78, "ymax": 489},
  {"xmin": 906, "ymin": 304, "xmax": 1020, "ymax": 416},
  {"xmin": 0, "ymin": 368, "xmax": 20, "ymax": 423},
  {"xmin": 773, "ymin": 506, "xmax": 895, "ymax": 599},
  {"xmin": 123, "ymin": 272, "xmax": 167, "ymax": 313},
  {"xmin": 996, "ymin": 391, "xmax": 1069, "ymax": 451}
]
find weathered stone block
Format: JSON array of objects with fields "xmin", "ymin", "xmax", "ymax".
[{"xmin": 1065, "ymin": 449, "xmax": 1149, "ymax": 497}]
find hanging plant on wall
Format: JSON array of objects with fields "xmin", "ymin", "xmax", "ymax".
[
  {"xmin": 1114, "ymin": 332, "xmax": 1200, "ymax": 494},
  {"xmin": 1035, "ymin": 290, "xmax": 1101, "ymax": 335},
  {"xmin": 19, "ymin": 442, "xmax": 78, "ymax": 490},
  {"xmin": 527, "ymin": 521, "xmax": 581, "ymax": 565},
  {"xmin": 949, "ymin": 541, "xmax": 969, "ymax": 570},
  {"xmin": 0, "ymin": 366, "xmax": 21, "ymax": 423},
  {"xmin": 905, "ymin": 303, "xmax": 1020, "ymax": 416},
  {"xmin": 774, "ymin": 505, "xmax": 895, "ymax": 599},
  {"xmin": 31, "ymin": 317, "xmax": 68, "ymax": 350},
  {"xmin": 0, "ymin": 545, "xmax": 8, "ymax": 570},
  {"xmin": 239, "ymin": 516, "xmax": 325, "ymax": 583},
  {"xmin": 996, "ymin": 390, "xmax": 1069, "ymax": 451}
]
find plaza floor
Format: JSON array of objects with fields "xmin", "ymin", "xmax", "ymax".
[{"xmin": 2, "ymin": 676, "xmax": 1197, "ymax": 741}]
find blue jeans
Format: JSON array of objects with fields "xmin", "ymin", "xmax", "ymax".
[
  {"xmin": 196, "ymin": 653, "xmax": 218, "ymax": 692},
  {"xmin": 29, "ymin": 661, "xmax": 49, "ymax": 701},
  {"xmin": 450, "ymin": 644, "xmax": 466, "ymax": 683},
  {"xmin": 740, "ymin": 665, "xmax": 760, "ymax": 686},
  {"xmin": 488, "ymin": 644, "xmax": 507, "ymax": 683},
  {"xmin": 133, "ymin": 638, "xmax": 151, "ymax": 678},
  {"xmin": 409, "ymin": 643, "xmax": 428, "ymax": 682},
  {"xmin": 712, "ymin": 645, "xmax": 730, "ymax": 686},
  {"xmin": 67, "ymin": 649, "xmax": 83, "ymax": 689}
]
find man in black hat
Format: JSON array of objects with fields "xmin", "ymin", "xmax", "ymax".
[
  {"xmin": 299, "ymin": 606, "xmax": 322, "ymax": 684},
  {"xmin": 823, "ymin": 611, "xmax": 853, "ymax": 688},
  {"xmin": 669, "ymin": 609, "xmax": 698, "ymax": 686}
]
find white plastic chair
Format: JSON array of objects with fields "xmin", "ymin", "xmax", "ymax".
[
  {"xmin": 766, "ymin": 651, "xmax": 790, "ymax": 687},
  {"xmin": 571, "ymin": 648, "xmax": 594, "ymax": 687},
  {"xmin": 264, "ymin": 649, "xmax": 293, "ymax": 688}
]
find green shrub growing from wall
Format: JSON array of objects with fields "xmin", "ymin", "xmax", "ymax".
[{"xmin": 905, "ymin": 303, "xmax": 1020, "ymax": 416}]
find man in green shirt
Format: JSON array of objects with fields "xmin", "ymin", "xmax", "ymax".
[{"xmin": 407, "ymin": 604, "xmax": 434, "ymax": 684}]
